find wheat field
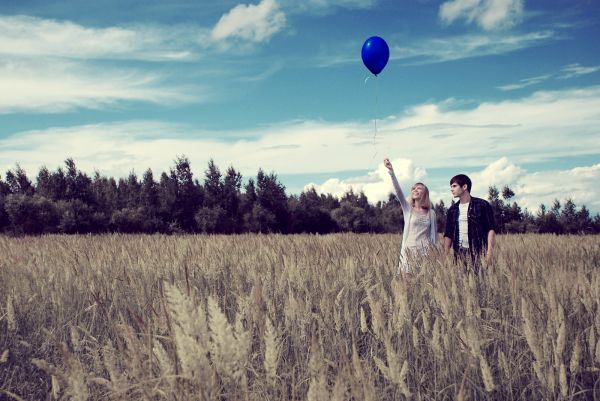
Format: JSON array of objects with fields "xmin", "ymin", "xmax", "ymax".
[{"xmin": 0, "ymin": 234, "xmax": 599, "ymax": 400}]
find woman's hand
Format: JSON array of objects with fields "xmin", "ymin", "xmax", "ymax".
[{"xmin": 383, "ymin": 158, "xmax": 393, "ymax": 172}]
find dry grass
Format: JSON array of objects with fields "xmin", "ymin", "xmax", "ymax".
[{"xmin": 0, "ymin": 233, "xmax": 599, "ymax": 400}]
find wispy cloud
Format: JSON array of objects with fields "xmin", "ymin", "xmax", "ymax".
[
  {"xmin": 0, "ymin": 59, "xmax": 200, "ymax": 113},
  {"xmin": 439, "ymin": 0, "xmax": 524, "ymax": 31},
  {"xmin": 233, "ymin": 59, "xmax": 286, "ymax": 82},
  {"xmin": 282, "ymin": 0, "xmax": 376, "ymax": 14},
  {"xmin": 394, "ymin": 30, "xmax": 555, "ymax": 64},
  {"xmin": 211, "ymin": 0, "xmax": 286, "ymax": 43},
  {"xmin": 497, "ymin": 63, "xmax": 600, "ymax": 91},
  {"xmin": 559, "ymin": 63, "xmax": 600, "ymax": 79},
  {"xmin": 496, "ymin": 74, "xmax": 551, "ymax": 91},
  {"xmin": 0, "ymin": 15, "xmax": 206, "ymax": 61},
  {"xmin": 0, "ymin": 13, "xmax": 283, "ymax": 113},
  {"xmin": 313, "ymin": 30, "xmax": 557, "ymax": 68}
]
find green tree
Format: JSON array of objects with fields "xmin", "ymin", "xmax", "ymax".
[
  {"xmin": 0, "ymin": 175, "xmax": 9, "ymax": 231},
  {"xmin": 221, "ymin": 166, "xmax": 243, "ymax": 233},
  {"xmin": 117, "ymin": 172, "xmax": 141, "ymax": 209},
  {"xmin": 256, "ymin": 169, "xmax": 289, "ymax": 233},
  {"xmin": 91, "ymin": 173, "xmax": 118, "ymax": 231},
  {"xmin": 433, "ymin": 200, "xmax": 447, "ymax": 234},
  {"xmin": 320, "ymin": 193, "xmax": 340, "ymax": 211},
  {"xmin": 158, "ymin": 171, "xmax": 177, "ymax": 227},
  {"xmin": 140, "ymin": 169, "xmax": 159, "ymax": 212},
  {"xmin": 45, "ymin": 167, "xmax": 67, "ymax": 201},
  {"xmin": 246, "ymin": 204, "xmax": 277, "ymax": 233},
  {"xmin": 5, "ymin": 164, "xmax": 34, "ymax": 195},
  {"xmin": 110, "ymin": 207, "xmax": 146, "ymax": 233},
  {"xmin": 172, "ymin": 156, "xmax": 202, "ymax": 232},
  {"xmin": 4, "ymin": 194, "xmax": 60, "ymax": 235},
  {"xmin": 537, "ymin": 201, "xmax": 562, "ymax": 234},
  {"xmin": 380, "ymin": 193, "xmax": 404, "ymax": 233},
  {"xmin": 241, "ymin": 178, "xmax": 257, "ymax": 232},
  {"xmin": 195, "ymin": 206, "xmax": 226, "ymax": 233},
  {"xmin": 36, "ymin": 166, "xmax": 53, "ymax": 199},
  {"xmin": 203, "ymin": 159, "xmax": 223, "ymax": 208},
  {"xmin": 64, "ymin": 159, "xmax": 93, "ymax": 204},
  {"xmin": 488, "ymin": 186, "xmax": 505, "ymax": 233},
  {"xmin": 289, "ymin": 187, "xmax": 337, "ymax": 233},
  {"xmin": 331, "ymin": 202, "xmax": 369, "ymax": 232},
  {"xmin": 575, "ymin": 205, "xmax": 594, "ymax": 234},
  {"xmin": 139, "ymin": 169, "xmax": 163, "ymax": 232},
  {"xmin": 57, "ymin": 199, "xmax": 95, "ymax": 234}
]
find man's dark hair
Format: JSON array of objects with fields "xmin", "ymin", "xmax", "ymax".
[{"xmin": 450, "ymin": 174, "xmax": 472, "ymax": 192}]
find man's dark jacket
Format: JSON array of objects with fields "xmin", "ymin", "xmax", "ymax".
[{"xmin": 444, "ymin": 196, "xmax": 496, "ymax": 255}]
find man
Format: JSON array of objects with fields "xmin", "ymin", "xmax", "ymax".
[{"xmin": 443, "ymin": 174, "xmax": 496, "ymax": 274}]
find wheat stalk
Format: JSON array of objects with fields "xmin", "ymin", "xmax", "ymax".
[
  {"xmin": 263, "ymin": 316, "xmax": 280, "ymax": 384},
  {"xmin": 6, "ymin": 295, "xmax": 17, "ymax": 333}
]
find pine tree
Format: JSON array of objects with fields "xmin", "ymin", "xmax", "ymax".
[
  {"xmin": 256, "ymin": 169, "xmax": 289, "ymax": 233},
  {"xmin": 172, "ymin": 156, "xmax": 202, "ymax": 232},
  {"xmin": 5, "ymin": 165, "xmax": 34, "ymax": 195}
]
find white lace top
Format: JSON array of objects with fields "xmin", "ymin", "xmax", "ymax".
[{"xmin": 404, "ymin": 212, "xmax": 432, "ymax": 249}]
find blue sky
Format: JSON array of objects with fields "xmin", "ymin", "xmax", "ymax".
[{"xmin": 1, "ymin": 0, "xmax": 599, "ymax": 212}]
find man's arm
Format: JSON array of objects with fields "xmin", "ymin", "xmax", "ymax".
[
  {"xmin": 444, "ymin": 236, "xmax": 453, "ymax": 254},
  {"xmin": 443, "ymin": 207, "xmax": 454, "ymax": 254},
  {"xmin": 484, "ymin": 200, "xmax": 496, "ymax": 260}
]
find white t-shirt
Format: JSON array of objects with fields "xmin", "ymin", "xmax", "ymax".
[{"xmin": 458, "ymin": 202, "xmax": 469, "ymax": 248}]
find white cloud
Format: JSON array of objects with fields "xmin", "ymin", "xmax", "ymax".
[
  {"xmin": 305, "ymin": 157, "xmax": 600, "ymax": 214},
  {"xmin": 314, "ymin": 29, "xmax": 557, "ymax": 70},
  {"xmin": 393, "ymin": 30, "xmax": 554, "ymax": 64},
  {"xmin": 305, "ymin": 156, "xmax": 600, "ymax": 213},
  {"xmin": 465, "ymin": 159, "xmax": 600, "ymax": 213},
  {"xmin": 0, "ymin": 59, "xmax": 199, "ymax": 113},
  {"xmin": 305, "ymin": 158, "xmax": 427, "ymax": 202},
  {"xmin": 282, "ymin": 0, "xmax": 376, "ymax": 14},
  {"xmin": 1, "ymin": 86, "xmax": 599, "ymax": 210},
  {"xmin": 469, "ymin": 156, "xmax": 524, "ymax": 191},
  {"xmin": 0, "ymin": 15, "xmax": 205, "ymax": 61},
  {"xmin": 514, "ymin": 164, "xmax": 600, "ymax": 212},
  {"xmin": 497, "ymin": 74, "xmax": 551, "ymax": 91},
  {"xmin": 559, "ymin": 63, "xmax": 600, "ymax": 79},
  {"xmin": 439, "ymin": 0, "xmax": 524, "ymax": 30},
  {"xmin": 211, "ymin": 0, "xmax": 286, "ymax": 43},
  {"xmin": 0, "ymin": 15, "xmax": 216, "ymax": 112},
  {"xmin": 316, "ymin": 30, "xmax": 556, "ymax": 69},
  {"xmin": 497, "ymin": 63, "xmax": 600, "ymax": 91}
]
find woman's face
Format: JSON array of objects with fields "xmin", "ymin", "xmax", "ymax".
[{"xmin": 411, "ymin": 184, "xmax": 425, "ymax": 200}]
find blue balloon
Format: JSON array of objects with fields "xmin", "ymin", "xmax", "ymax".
[{"xmin": 361, "ymin": 36, "xmax": 389, "ymax": 76}]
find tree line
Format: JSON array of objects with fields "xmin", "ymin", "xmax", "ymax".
[{"xmin": 1, "ymin": 157, "xmax": 598, "ymax": 235}]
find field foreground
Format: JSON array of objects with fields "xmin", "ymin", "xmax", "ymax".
[{"xmin": 0, "ymin": 234, "xmax": 599, "ymax": 401}]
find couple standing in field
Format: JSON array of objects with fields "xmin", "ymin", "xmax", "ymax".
[{"xmin": 383, "ymin": 158, "xmax": 496, "ymax": 276}]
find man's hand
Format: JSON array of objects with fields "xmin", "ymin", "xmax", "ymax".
[
  {"xmin": 485, "ymin": 230, "xmax": 496, "ymax": 263},
  {"xmin": 443, "ymin": 237, "xmax": 452, "ymax": 254}
]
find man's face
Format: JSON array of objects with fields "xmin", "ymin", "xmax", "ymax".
[{"xmin": 450, "ymin": 182, "xmax": 466, "ymax": 198}]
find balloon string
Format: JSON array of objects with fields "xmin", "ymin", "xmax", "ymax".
[{"xmin": 372, "ymin": 75, "xmax": 379, "ymax": 160}]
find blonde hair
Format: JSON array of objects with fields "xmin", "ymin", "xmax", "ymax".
[{"xmin": 407, "ymin": 182, "xmax": 432, "ymax": 210}]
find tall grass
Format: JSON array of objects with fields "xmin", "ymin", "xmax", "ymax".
[{"xmin": 0, "ymin": 234, "xmax": 599, "ymax": 400}]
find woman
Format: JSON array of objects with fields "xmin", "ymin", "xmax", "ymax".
[{"xmin": 384, "ymin": 158, "xmax": 437, "ymax": 274}]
